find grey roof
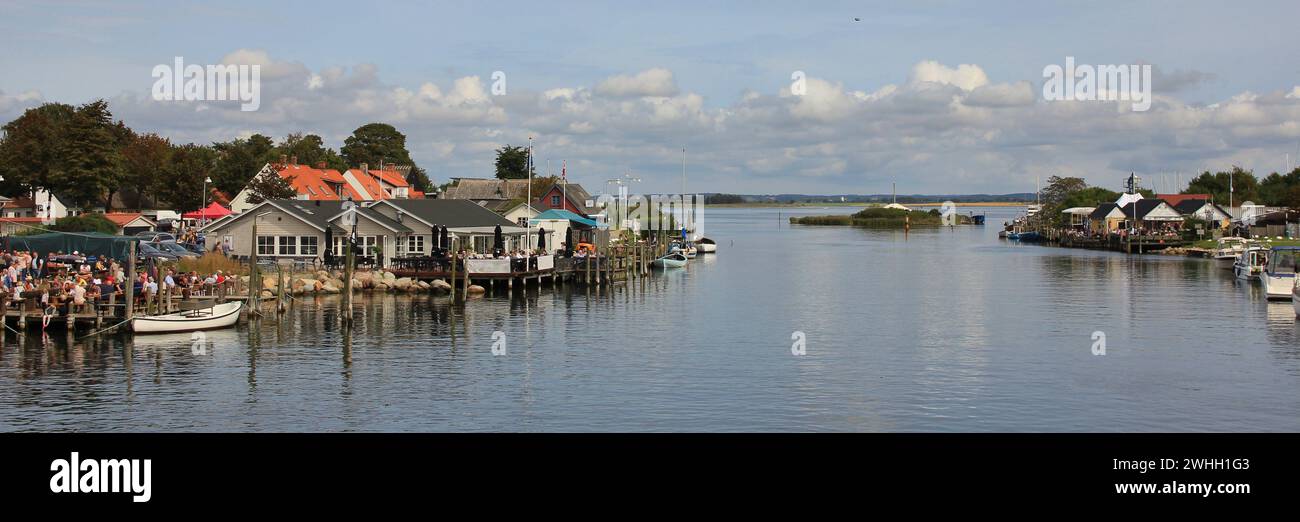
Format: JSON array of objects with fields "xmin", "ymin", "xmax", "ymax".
[
  {"xmin": 273, "ymin": 199, "xmax": 413, "ymax": 233},
  {"xmin": 371, "ymin": 199, "xmax": 517, "ymax": 229},
  {"xmin": 1119, "ymin": 199, "xmax": 1173, "ymax": 220},
  {"xmin": 443, "ymin": 178, "xmax": 530, "ymax": 200},
  {"xmin": 1088, "ymin": 203, "xmax": 1119, "ymax": 220},
  {"xmin": 1173, "ymin": 199, "xmax": 1229, "ymax": 216}
]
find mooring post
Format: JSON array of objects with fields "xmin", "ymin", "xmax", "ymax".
[
  {"xmin": 343, "ymin": 234, "xmax": 354, "ymax": 326},
  {"xmin": 125, "ymin": 247, "xmax": 136, "ymax": 322}
]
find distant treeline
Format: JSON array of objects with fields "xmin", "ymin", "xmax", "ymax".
[{"xmin": 790, "ymin": 207, "xmax": 970, "ymax": 227}]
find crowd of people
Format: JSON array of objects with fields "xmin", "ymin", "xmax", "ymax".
[{"xmin": 0, "ymin": 249, "xmax": 236, "ymax": 318}]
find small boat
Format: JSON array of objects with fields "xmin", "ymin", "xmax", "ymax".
[
  {"xmin": 1262, "ymin": 246, "xmax": 1300, "ymax": 300},
  {"xmin": 651, "ymin": 252, "xmax": 688, "ymax": 268},
  {"xmin": 1212, "ymin": 237, "xmax": 1248, "ymax": 269},
  {"xmin": 132, "ymin": 301, "xmax": 243, "ymax": 333},
  {"xmin": 696, "ymin": 237, "xmax": 717, "ymax": 253},
  {"xmin": 1016, "ymin": 231, "xmax": 1044, "ymax": 242},
  {"xmin": 1233, "ymin": 245, "xmax": 1267, "ymax": 281}
]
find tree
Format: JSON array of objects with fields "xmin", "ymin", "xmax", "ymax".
[
  {"xmin": 1258, "ymin": 168, "xmax": 1300, "ymax": 206},
  {"xmin": 1184, "ymin": 167, "xmax": 1259, "ymax": 205},
  {"xmin": 121, "ymin": 133, "xmax": 173, "ymax": 210},
  {"xmin": 494, "ymin": 144, "xmax": 533, "ymax": 179},
  {"xmin": 1040, "ymin": 176, "xmax": 1088, "ymax": 208},
  {"xmin": 47, "ymin": 214, "xmax": 119, "ymax": 234},
  {"xmin": 245, "ymin": 167, "xmax": 298, "ymax": 204},
  {"xmin": 157, "ymin": 143, "xmax": 217, "ymax": 211},
  {"xmin": 52, "ymin": 100, "xmax": 127, "ymax": 209},
  {"xmin": 0, "ymin": 102, "xmax": 76, "ymax": 197},
  {"xmin": 211, "ymin": 133, "xmax": 275, "ymax": 197},
  {"xmin": 276, "ymin": 133, "xmax": 347, "ymax": 171},
  {"xmin": 340, "ymin": 123, "xmax": 430, "ymax": 191}
]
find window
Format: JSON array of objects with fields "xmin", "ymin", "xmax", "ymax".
[
  {"xmin": 300, "ymin": 236, "xmax": 319, "ymax": 256},
  {"xmin": 406, "ymin": 235, "xmax": 424, "ymax": 255},
  {"xmin": 551, "ymin": 195, "xmax": 561, "ymax": 207},
  {"xmin": 278, "ymin": 236, "xmax": 297, "ymax": 256},
  {"xmin": 257, "ymin": 236, "xmax": 275, "ymax": 256}
]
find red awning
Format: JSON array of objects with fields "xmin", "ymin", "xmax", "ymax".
[{"xmin": 183, "ymin": 201, "xmax": 232, "ymax": 219}]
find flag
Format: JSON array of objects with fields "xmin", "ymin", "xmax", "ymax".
[{"xmin": 562, "ymin": 160, "xmax": 566, "ymax": 180}]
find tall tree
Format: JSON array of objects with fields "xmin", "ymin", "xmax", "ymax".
[
  {"xmin": 245, "ymin": 168, "xmax": 298, "ymax": 204},
  {"xmin": 157, "ymin": 143, "xmax": 217, "ymax": 211},
  {"xmin": 211, "ymin": 133, "xmax": 275, "ymax": 198},
  {"xmin": 0, "ymin": 102, "xmax": 76, "ymax": 197},
  {"xmin": 340, "ymin": 123, "xmax": 430, "ymax": 191},
  {"xmin": 493, "ymin": 144, "xmax": 533, "ymax": 180},
  {"xmin": 1183, "ymin": 167, "xmax": 1259, "ymax": 204},
  {"xmin": 121, "ymin": 133, "xmax": 173, "ymax": 210},
  {"xmin": 52, "ymin": 100, "xmax": 126, "ymax": 209},
  {"xmin": 276, "ymin": 133, "xmax": 347, "ymax": 171},
  {"xmin": 1040, "ymin": 175, "xmax": 1088, "ymax": 208}
]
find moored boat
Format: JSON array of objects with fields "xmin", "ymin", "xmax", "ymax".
[
  {"xmin": 697, "ymin": 237, "xmax": 717, "ymax": 253},
  {"xmin": 132, "ymin": 301, "xmax": 243, "ymax": 333},
  {"xmin": 1262, "ymin": 246, "xmax": 1300, "ymax": 300},
  {"xmin": 1233, "ymin": 245, "xmax": 1267, "ymax": 281},
  {"xmin": 651, "ymin": 252, "xmax": 688, "ymax": 268},
  {"xmin": 1212, "ymin": 237, "xmax": 1248, "ymax": 269}
]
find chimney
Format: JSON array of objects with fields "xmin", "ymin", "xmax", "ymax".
[
  {"xmin": 361, "ymin": 163, "xmax": 369, "ymax": 175},
  {"xmin": 315, "ymin": 161, "xmax": 327, "ymax": 169},
  {"xmin": 290, "ymin": 155, "xmax": 298, "ymax": 165}
]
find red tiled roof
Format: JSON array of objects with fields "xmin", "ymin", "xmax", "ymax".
[
  {"xmin": 102, "ymin": 212, "xmax": 147, "ymax": 226},
  {"xmin": 0, "ymin": 217, "xmax": 43, "ymax": 223},
  {"xmin": 275, "ymin": 164, "xmax": 350, "ymax": 201},
  {"xmin": 1157, "ymin": 194, "xmax": 1210, "ymax": 207}
]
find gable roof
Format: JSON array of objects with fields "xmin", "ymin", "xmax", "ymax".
[
  {"xmin": 1089, "ymin": 203, "xmax": 1121, "ymax": 220},
  {"xmin": 1158, "ymin": 193, "xmax": 1210, "ymax": 207},
  {"xmin": 1121, "ymin": 199, "xmax": 1181, "ymax": 220},
  {"xmin": 271, "ymin": 163, "xmax": 352, "ymax": 201},
  {"xmin": 1172, "ymin": 199, "xmax": 1230, "ymax": 217},
  {"xmin": 443, "ymin": 178, "xmax": 530, "ymax": 200},
  {"xmin": 368, "ymin": 198, "xmax": 517, "ymax": 229},
  {"xmin": 537, "ymin": 182, "xmax": 594, "ymax": 213},
  {"xmin": 101, "ymin": 212, "xmax": 155, "ymax": 227}
]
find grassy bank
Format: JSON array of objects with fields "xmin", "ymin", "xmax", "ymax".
[{"xmin": 789, "ymin": 207, "xmax": 970, "ymax": 227}]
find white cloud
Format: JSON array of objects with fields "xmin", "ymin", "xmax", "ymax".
[
  {"xmin": 594, "ymin": 68, "xmax": 679, "ymax": 98},
  {"xmin": 12, "ymin": 51, "xmax": 1290, "ymax": 194}
]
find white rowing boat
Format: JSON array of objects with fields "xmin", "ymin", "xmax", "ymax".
[
  {"xmin": 697, "ymin": 237, "xmax": 717, "ymax": 253},
  {"xmin": 132, "ymin": 301, "xmax": 243, "ymax": 333}
]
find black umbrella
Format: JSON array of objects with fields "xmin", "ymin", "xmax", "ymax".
[
  {"xmin": 537, "ymin": 227, "xmax": 546, "ymax": 250},
  {"xmin": 324, "ymin": 227, "xmax": 334, "ymax": 264},
  {"xmin": 564, "ymin": 227, "xmax": 573, "ymax": 255},
  {"xmin": 430, "ymin": 223, "xmax": 438, "ymax": 253},
  {"xmin": 440, "ymin": 225, "xmax": 449, "ymax": 250},
  {"xmin": 493, "ymin": 224, "xmax": 504, "ymax": 254}
]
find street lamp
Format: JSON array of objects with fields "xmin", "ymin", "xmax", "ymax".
[{"xmin": 201, "ymin": 176, "xmax": 213, "ymax": 228}]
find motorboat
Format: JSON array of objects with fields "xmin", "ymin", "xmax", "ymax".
[
  {"xmin": 651, "ymin": 252, "xmax": 688, "ymax": 268},
  {"xmin": 1233, "ymin": 245, "xmax": 1267, "ymax": 281},
  {"xmin": 132, "ymin": 301, "xmax": 243, "ymax": 333},
  {"xmin": 696, "ymin": 237, "xmax": 717, "ymax": 253},
  {"xmin": 1262, "ymin": 246, "xmax": 1300, "ymax": 300},
  {"xmin": 1212, "ymin": 237, "xmax": 1248, "ymax": 269}
]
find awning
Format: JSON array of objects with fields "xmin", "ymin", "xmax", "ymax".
[
  {"xmin": 530, "ymin": 209, "xmax": 600, "ymax": 228},
  {"xmin": 1061, "ymin": 207, "xmax": 1096, "ymax": 215},
  {"xmin": 183, "ymin": 201, "xmax": 232, "ymax": 220}
]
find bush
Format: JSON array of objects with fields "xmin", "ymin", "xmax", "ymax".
[{"xmin": 16, "ymin": 213, "xmax": 119, "ymax": 235}]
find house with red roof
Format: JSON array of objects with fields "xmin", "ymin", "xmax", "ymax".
[{"xmin": 229, "ymin": 156, "xmax": 424, "ymax": 213}]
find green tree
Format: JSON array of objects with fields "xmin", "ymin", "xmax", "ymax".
[
  {"xmin": 157, "ymin": 143, "xmax": 217, "ymax": 211},
  {"xmin": 121, "ymin": 133, "xmax": 173, "ymax": 210},
  {"xmin": 1258, "ymin": 168, "xmax": 1300, "ymax": 206},
  {"xmin": 339, "ymin": 123, "xmax": 430, "ymax": 192},
  {"xmin": 276, "ymin": 133, "xmax": 347, "ymax": 171},
  {"xmin": 0, "ymin": 102, "xmax": 76, "ymax": 197},
  {"xmin": 245, "ymin": 167, "xmax": 298, "ymax": 204},
  {"xmin": 493, "ymin": 144, "xmax": 533, "ymax": 179},
  {"xmin": 52, "ymin": 100, "xmax": 127, "ymax": 209},
  {"xmin": 1040, "ymin": 175, "xmax": 1088, "ymax": 208},
  {"xmin": 1184, "ymin": 167, "xmax": 1259, "ymax": 204},
  {"xmin": 211, "ymin": 133, "xmax": 275, "ymax": 197}
]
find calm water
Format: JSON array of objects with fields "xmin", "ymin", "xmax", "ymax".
[{"xmin": 2, "ymin": 207, "xmax": 1299, "ymax": 432}]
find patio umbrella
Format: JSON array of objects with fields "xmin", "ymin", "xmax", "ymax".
[
  {"xmin": 537, "ymin": 227, "xmax": 546, "ymax": 250},
  {"xmin": 564, "ymin": 227, "xmax": 573, "ymax": 255},
  {"xmin": 440, "ymin": 225, "xmax": 449, "ymax": 249},
  {"xmin": 493, "ymin": 224, "xmax": 504, "ymax": 254},
  {"xmin": 324, "ymin": 227, "xmax": 334, "ymax": 264},
  {"xmin": 430, "ymin": 223, "xmax": 438, "ymax": 253}
]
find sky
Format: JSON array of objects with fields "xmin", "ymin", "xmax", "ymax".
[{"xmin": 2, "ymin": 0, "xmax": 1299, "ymax": 195}]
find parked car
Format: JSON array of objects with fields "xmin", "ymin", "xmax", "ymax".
[
  {"xmin": 135, "ymin": 231, "xmax": 176, "ymax": 243},
  {"xmin": 138, "ymin": 242, "xmax": 179, "ymax": 261},
  {"xmin": 156, "ymin": 241, "xmax": 200, "ymax": 259}
]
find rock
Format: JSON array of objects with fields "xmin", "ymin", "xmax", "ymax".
[
  {"xmin": 316, "ymin": 270, "xmax": 329, "ymax": 281},
  {"xmin": 383, "ymin": 271, "xmax": 397, "ymax": 283},
  {"xmin": 292, "ymin": 278, "xmax": 308, "ymax": 292},
  {"xmin": 262, "ymin": 276, "xmax": 278, "ymax": 290},
  {"xmin": 355, "ymin": 272, "xmax": 373, "ymax": 288},
  {"xmin": 466, "ymin": 284, "xmax": 486, "ymax": 294},
  {"xmin": 394, "ymin": 277, "xmax": 412, "ymax": 290},
  {"xmin": 430, "ymin": 279, "xmax": 452, "ymax": 293},
  {"xmin": 322, "ymin": 283, "xmax": 340, "ymax": 294},
  {"xmin": 259, "ymin": 289, "xmax": 274, "ymax": 299},
  {"xmin": 375, "ymin": 283, "xmax": 389, "ymax": 291},
  {"xmin": 416, "ymin": 281, "xmax": 430, "ymax": 290},
  {"xmin": 313, "ymin": 280, "xmax": 324, "ymax": 292}
]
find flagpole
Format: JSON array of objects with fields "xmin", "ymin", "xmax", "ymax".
[{"xmin": 527, "ymin": 136, "xmax": 533, "ymax": 251}]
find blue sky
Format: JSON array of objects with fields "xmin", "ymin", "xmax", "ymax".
[{"xmin": 3, "ymin": 0, "xmax": 1299, "ymax": 194}]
